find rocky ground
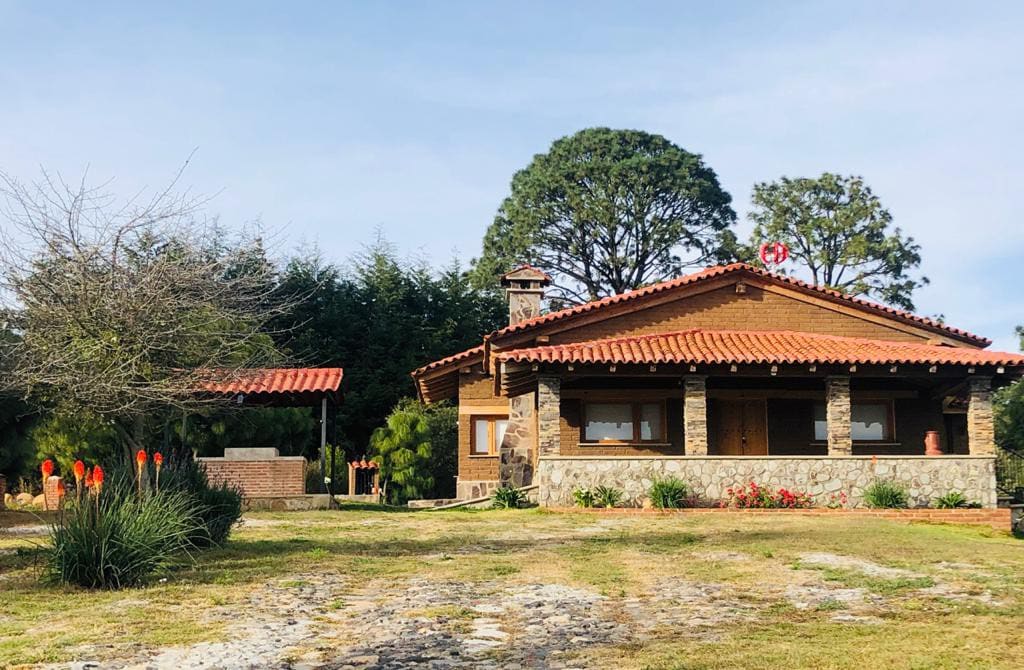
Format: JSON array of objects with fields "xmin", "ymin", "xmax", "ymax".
[{"xmin": 55, "ymin": 549, "xmax": 1004, "ymax": 670}]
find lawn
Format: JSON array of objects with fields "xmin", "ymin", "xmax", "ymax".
[{"xmin": 1, "ymin": 506, "xmax": 1022, "ymax": 669}]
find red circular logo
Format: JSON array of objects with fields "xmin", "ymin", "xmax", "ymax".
[{"xmin": 758, "ymin": 242, "xmax": 789, "ymax": 267}]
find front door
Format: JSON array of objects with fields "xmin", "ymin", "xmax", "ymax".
[{"xmin": 714, "ymin": 399, "xmax": 768, "ymax": 455}]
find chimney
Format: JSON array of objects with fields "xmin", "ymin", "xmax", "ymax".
[{"xmin": 500, "ymin": 265, "xmax": 551, "ymax": 325}]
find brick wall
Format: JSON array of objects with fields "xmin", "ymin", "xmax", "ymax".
[
  {"xmin": 547, "ymin": 284, "xmax": 936, "ymax": 345},
  {"xmin": 557, "ymin": 507, "xmax": 1013, "ymax": 531},
  {"xmin": 198, "ymin": 457, "xmax": 305, "ymax": 498}
]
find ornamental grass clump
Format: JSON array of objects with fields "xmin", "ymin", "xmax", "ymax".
[
  {"xmin": 46, "ymin": 461, "xmax": 202, "ymax": 589},
  {"xmin": 572, "ymin": 486, "xmax": 595, "ymax": 508},
  {"xmin": 649, "ymin": 477, "xmax": 691, "ymax": 509},
  {"xmin": 492, "ymin": 485, "xmax": 528, "ymax": 509},
  {"xmin": 722, "ymin": 482, "xmax": 813, "ymax": 509},
  {"xmin": 863, "ymin": 480, "xmax": 910, "ymax": 509},
  {"xmin": 933, "ymin": 490, "xmax": 981, "ymax": 509},
  {"xmin": 593, "ymin": 485, "xmax": 623, "ymax": 509},
  {"xmin": 43, "ymin": 451, "xmax": 243, "ymax": 588}
]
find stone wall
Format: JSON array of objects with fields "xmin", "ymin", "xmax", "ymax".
[
  {"xmin": 456, "ymin": 479, "xmax": 500, "ymax": 500},
  {"xmin": 536, "ymin": 456, "xmax": 998, "ymax": 509}
]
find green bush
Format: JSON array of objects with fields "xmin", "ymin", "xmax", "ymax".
[
  {"xmin": 863, "ymin": 480, "xmax": 909, "ymax": 509},
  {"xmin": 571, "ymin": 486, "xmax": 595, "ymax": 508},
  {"xmin": 649, "ymin": 477, "xmax": 691, "ymax": 509},
  {"xmin": 492, "ymin": 485, "xmax": 527, "ymax": 509},
  {"xmin": 932, "ymin": 490, "xmax": 981, "ymax": 509},
  {"xmin": 46, "ymin": 488, "xmax": 201, "ymax": 589},
  {"xmin": 157, "ymin": 456, "xmax": 242, "ymax": 546},
  {"xmin": 593, "ymin": 485, "xmax": 623, "ymax": 509}
]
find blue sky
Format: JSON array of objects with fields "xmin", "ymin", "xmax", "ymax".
[{"xmin": 1, "ymin": 1, "xmax": 1022, "ymax": 349}]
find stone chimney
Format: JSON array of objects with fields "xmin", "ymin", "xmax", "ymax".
[{"xmin": 500, "ymin": 265, "xmax": 551, "ymax": 325}]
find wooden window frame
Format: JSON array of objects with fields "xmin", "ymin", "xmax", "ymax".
[
  {"xmin": 582, "ymin": 400, "xmax": 668, "ymax": 445},
  {"xmin": 813, "ymin": 400, "xmax": 896, "ymax": 444},
  {"xmin": 470, "ymin": 415, "xmax": 508, "ymax": 457}
]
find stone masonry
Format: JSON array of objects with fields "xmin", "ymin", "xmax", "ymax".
[
  {"xmin": 537, "ymin": 376, "xmax": 561, "ymax": 457},
  {"xmin": 968, "ymin": 376, "xmax": 995, "ymax": 456},
  {"xmin": 499, "ymin": 393, "xmax": 536, "ymax": 487},
  {"xmin": 683, "ymin": 376, "xmax": 707, "ymax": 455},
  {"xmin": 826, "ymin": 376, "xmax": 852, "ymax": 456},
  {"xmin": 536, "ymin": 455, "xmax": 998, "ymax": 509}
]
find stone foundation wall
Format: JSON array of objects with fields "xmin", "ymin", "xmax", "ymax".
[
  {"xmin": 456, "ymin": 479, "xmax": 501, "ymax": 500},
  {"xmin": 536, "ymin": 456, "xmax": 997, "ymax": 509}
]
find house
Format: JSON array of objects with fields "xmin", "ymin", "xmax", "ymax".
[{"xmin": 412, "ymin": 263, "xmax": 1024, "ymax": 508}]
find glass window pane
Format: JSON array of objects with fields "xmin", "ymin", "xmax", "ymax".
[
  {"xmin": 813, "ymin": 403, "xmax": 827, "ymax": 441},
  {"xmin": 494, "ymin": 420, "xmax": 508, "ymax": 450},
  {"xmin": 472, "ymin": 419, "xmax": 490, "ymax": 454},
  {"xmin": 852, "ymin": 404, "xmax": 889, "ymax": 441},
  {"xmin": 585, "ymin": 403, "xmax": 633, "ymax": 441},
  {"xmin": 639, "ymin": 403, "xmax": 663, "ymax": 441}
]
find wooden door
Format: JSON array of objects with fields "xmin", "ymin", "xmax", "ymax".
[{"xmin": 714, "ymin": 399, "xmax": 768, "ymax": 455}]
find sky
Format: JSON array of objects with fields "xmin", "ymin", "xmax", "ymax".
[{"xmin": 0, "ymin": 1, "xmax": 1022, "ymax": 349}]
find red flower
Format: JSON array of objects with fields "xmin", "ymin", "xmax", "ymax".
[
  {"xmin": 92, "ymin": 465, "xmax": 104, "ymax": 490},
  {"xmin": 85, "ymin": 471, "xmax": 94, "ymax": 488},
  {"xmin": 55, "ymin": 479, "xmax": 66, "ymax": 498},
  {"xmin": 41, "ymin": 459, "xmax": 54, "ymax": 479},
  {"xmin": 73, "ymin": 459, "xmax": 86, "ymax": 483},
  {"xmin": 136, "ymin": 450, "xmax": 148, "ymax": 467},
  {"xmin": 153, "ymin": 452, "xmax": 163, "ymax": 468}
]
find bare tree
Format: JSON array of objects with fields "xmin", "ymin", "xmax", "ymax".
[{"xmin": 0, "ymin": 165, "xmax": 299, "ymax": 454}]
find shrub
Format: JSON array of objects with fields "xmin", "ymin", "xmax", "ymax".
[
  {"xmin": 593, "ymin": 485, "xmax": 623, "ymax": 509},
  {"xmin": 572, "ymin": 486, "xmax": 595, "ymax": 508},
  {"xmin": 863, "ymin": 480, "xmax": 909, "ymax": 509},
  {"xmin": 722, "ymin": 482, "xmax": 813, "ymax": 509},
  {"xmin": 649, "ymin": 477, "xmax": 691, "ymax": 509},
  {"xmin": 492, "ymin": 485, "xmax": 527, "ymax": 509},
  {"xmin": 156, "ymin": 456, "xmax": 242, "ymax": 546},
  {"xmin": 933, "ymin": 490, "xmax": 981, "ymax": 509},
  {"xmin": 46, "ymin": 487, "xmax": 201, "ymax": 589}
]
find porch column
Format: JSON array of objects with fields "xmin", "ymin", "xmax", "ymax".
[
  {"xmin": 967, "ymin": 376, "xmax": 995, "ymax": 456},
  {"xmin": 683, "ymin": 376, "xmax": 708, "ymax": 456},
  {"xmin": 826, "ymin": 376, "xmax": 852, "ymax": 456},
  {"xmin": 537, "ymin": 375, "xmax": 561, "ymax": 457}
]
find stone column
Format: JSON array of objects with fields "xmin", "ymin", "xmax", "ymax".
[
  {"xmin": 967, "ymin": 376, "xmax": 995, "ymax": 456},
  {"xmin": 683, "ymin": 376, "xmax": 708, "ymax": 455},
  {"xmin": 826, "ymin": 376, "xmax": 852, "ymax": 456},
  {"xmin": 537, "ymin": 375, "xmax": 561, "ymax": 458},
  {"xmin": 499, "ymin": 393, "xmax": 536, "ymax": 487}
]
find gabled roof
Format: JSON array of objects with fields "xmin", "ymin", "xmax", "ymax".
[
  {"xmin": 496, "ymin": 330, "xmax": 1024, "ymax": 368},
  {"xmin": 488, "ymin": 263, "xmax": 990, "ymax": 347},
  {"xmin": 501, "ymin": 264, "xmax": 552, "ymax": 284},
  {"xmin": 411, "ymin": 344, "xmax": 484, "ymax": 378},
  {"xmin": 201, "ymin": 367, "xmax": 344, "ymax": 396}
]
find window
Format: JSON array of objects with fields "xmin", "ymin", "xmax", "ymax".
[
  {"xmin": 471, "ymin": 416, "xmax": 508, "ymax": 456},
  {"xmin": 813, "ymin": 402, "xmax": 893, "ymax": 442},
  {"xmin": 584, "ymin": 401, "xmax": 665, "ymax": 443}
]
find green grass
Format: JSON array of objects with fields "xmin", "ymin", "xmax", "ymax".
[{"xmin": 0, "ymin": 508, "xmax": 1022, "ymax": 668}]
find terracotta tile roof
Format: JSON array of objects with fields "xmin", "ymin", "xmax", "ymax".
[
  {"xmin": 201, "ymin": 367, "xmax": 343, "ymax": 395},
  {"xmin": 501, "ymin": 264, "xmax": 552, "ymax": 282},
  {"xmin": 489, "ymin": 263, "xmax": 990, "ymax": 346},
  {"xmin": 411, "ymin": 345, "xmax": 484, "ymax": 378},
  {"xmin": 496, "ymin": 330, "xmax": 1024, "ymax": 368}
]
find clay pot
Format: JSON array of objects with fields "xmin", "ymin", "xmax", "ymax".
[{"xmin": 924, "ymin": 430, "xmax": 943, "ymax": 456}]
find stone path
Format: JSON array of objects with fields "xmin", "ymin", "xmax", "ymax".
[{"xmin": 52, "ymin": 550, "xmax": 1003, "ymax": 670}]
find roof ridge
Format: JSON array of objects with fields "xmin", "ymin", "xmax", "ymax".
[{"xmin": 487, "ymin": 263, "xmax": 990, "ymax": 346}]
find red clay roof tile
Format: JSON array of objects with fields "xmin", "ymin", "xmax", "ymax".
[
  {"xmin": 489, "ymin": 263, "xmax": 990, "ymax": 346},
  {"xmin": 496, "ymin": 330, "xmax": 1024, "ymax": 368},
  {"xmin": 411, "ymin": 344, "xmax": 485, "ymax": 377},
  {"xmin": 201, "ymin": 367, "xmax": 343, "ymax": 395}
]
